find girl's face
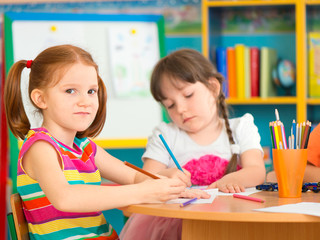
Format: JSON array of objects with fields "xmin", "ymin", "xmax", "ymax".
[
  {"xmin": 35, "ymin": 63, "xmax": 99, "ymax": 137},
  {"xmin": 160, "ymin": 77, "xmax": 220, "ymax": 135}
]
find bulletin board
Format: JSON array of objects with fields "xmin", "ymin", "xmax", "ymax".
[{"xmin": 4, "ymin": 12, "xmax": 165, "ymax": 149}]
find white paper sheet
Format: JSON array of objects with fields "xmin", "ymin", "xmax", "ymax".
[
  {"xmin": 217, "ymin": 187, "xmax": 261, "ymax": 196},
  {"xmin": 253, "ymin": 202, "xmax": 320, "ymax": 217},
  {"xmin": 165, "ymin": 187, "xmax": 262, "ymax": 205},
  {"xmin": 189, "ymin": 186, "xmax": 261, "ymax": 196},
  {"xmin": 166, "ymin": 188, "xmax": 218, "ymax": 204}
]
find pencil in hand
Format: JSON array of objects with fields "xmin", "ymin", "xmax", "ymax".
[
  {"xmin": 158, "ymin": 134, "xmax": 184, "ymax": 173},
  {"xmin": 124, "ymin": 161, "xmax": 160, "ymax": 179}
]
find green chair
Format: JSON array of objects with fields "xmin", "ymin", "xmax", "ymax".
[{"xmin": 7, "ymin": 212, "xmax": 17, "ymax": 240}]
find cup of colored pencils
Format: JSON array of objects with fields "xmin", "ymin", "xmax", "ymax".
[{"xmin": 270, "ymin": 109, "xmax": 309, "ymax": 198}]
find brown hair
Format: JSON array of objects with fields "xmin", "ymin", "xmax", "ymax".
[
  {"xmin": 4, "ymin": 44, "xmax": 107, "ymax": 140},
  {"xmin": 150, "ymin": 48, "xmax": 238, "ymax": 174}
]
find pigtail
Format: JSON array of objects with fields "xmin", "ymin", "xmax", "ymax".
[
  {"xmin": 218, "ymin": 93, "xmax": 239, "ymax": 174},
  {"xmin": 4, "ymin": 60, "xmax": 31, "ymax": 140}
]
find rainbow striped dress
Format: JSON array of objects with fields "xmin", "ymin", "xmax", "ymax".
[{"xmin": 17, "ymin": 128, "xmax": 119, "ymax": 240}]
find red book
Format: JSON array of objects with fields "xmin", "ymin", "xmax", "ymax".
[
  {"xmin": 250, "ymin": 47, "xmax": 260, "ymax": 97},
  {"xmin": 227, "ymin": 47, "xmax": 237, "ymax": 98}
]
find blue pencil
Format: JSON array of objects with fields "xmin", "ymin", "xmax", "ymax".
[
  {"xmin": 292, "ymin": 120, "xmax": 296, "ymax": 149},
  {"xmin": 158, "ymin": 134, "xmax": 184, "ymax": 172},
  {"xmin": 180, "ymin": 197, "xmax": 198, "ymax": 207}
]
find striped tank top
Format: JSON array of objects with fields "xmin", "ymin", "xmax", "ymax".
[{"xmin": 17, "ymin": 128, "xmax": 119, "ymax": 240}]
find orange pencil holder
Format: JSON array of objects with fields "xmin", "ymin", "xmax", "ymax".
[{"xmin": 272, "ymin": 149, "xmax": 308, "ymax": 198}]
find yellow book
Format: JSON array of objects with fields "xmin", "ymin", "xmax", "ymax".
[
  {"xmin": 308, "ymin": 32, "xmax": 320, "ymax": 97},
  {"xmin": 235, "ymin": 44, "xmax": 245, "ymax": 99},
  {"xmin": 260, "ymin": 47, "xmax": 277, "ymax": 98},
  {"xmin": 244, "ymin": 46, "xmax": 251, "ymax": 98}
]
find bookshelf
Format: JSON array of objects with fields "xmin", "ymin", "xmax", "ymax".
[
  {"xmin": 202, "ymin": 0, "xmax": 307, "ymax": 123},
  {"xmin": 307, "ymin": 1, "xmax": 320, "ymax": 108}
]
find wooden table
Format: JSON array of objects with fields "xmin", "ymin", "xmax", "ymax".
[{"xmin": 121, "ymin": 191, "xmax": 320, "ymax": 240}]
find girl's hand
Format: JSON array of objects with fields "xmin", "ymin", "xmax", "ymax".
[
  {"xmin": 266, "ymin": 171, "xmax": 277, "ymax": 182},
  {"xmin": 208, "ymin": 180, "xmax": 245, "ymax": 193},
  {"xmin": 138, "ymin": 178, "xmax": 186, "ymax": 203},
  {"xmin": 179, "ymin": 188, "xmax": 210, "ymax": 199},
  {"xmin": 158, "ymin": 168, "xmax": 192, "ymax": 187}
]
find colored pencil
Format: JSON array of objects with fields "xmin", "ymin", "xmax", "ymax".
[
  {"xmin": 273, "ymin": 122, "xmax": 280, "ymax": 149},
  {"xmin": 275, "ymin": 109, "xmax": 280, "ymax": 121},
  {"xmin": 301, "ymin": 122, "xmax": 309, "ymax": 149},
  {"xmin": 124, "ymin": 161, "xmax": 160, "ymax": 179},
  {"xmin": 271, "ymin": 122, "xmax": 277, "ymax": 149},
  {"xmin": 292, "ymin": 120, "xmax": 296, "ymax": 149},
  {"xmin": 279, "ymin": 141, "xmax": 283, "ymax": 149},
  {"xmin": 277, "ymin": 121, "xmax": 283, "ymax": 147},
  {"xmin": 299, "ymin": 123, "xmax": 302, "ymax": 148},
  {"xmin": 180, "ymin": 197, "xmax": 198, "ymax": 207},
  {"xmin": 280, "ymin": 122, "xmax": 287, "ymax": 149},
  {"xmin": 304, "ymin": 121, "xmax": 312, "ymax": 149},
  {"xmin": 269, "ymin": 122, "xmax": 275, "ymax": 148},
  {"xmin": 301, "ymin": 122, "xmax": 306, "ymax": 146},
  {"xmin": 159, "ymin": 134, "xmax": 184, "ymax": 172},
  {"xmin": 288, "ymin": 136, "xmax": 291, "ymax": 149},
  {"xmin": 296, "ymin": 122, "xmax": 299, "ymax": 149},
  {"xmin": 233, "ymin": 194, "xmax": 265, "ymax": 203},
  {"xmin": 291, "ymin": 134, "xmax": 295, "ymax": 150}
]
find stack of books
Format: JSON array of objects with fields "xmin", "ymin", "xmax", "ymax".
[{"xmin": 215, "ymin": 45, "xmax": 278, "ymax": 99}]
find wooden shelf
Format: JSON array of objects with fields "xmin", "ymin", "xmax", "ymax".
[
  {"xmin": 307, "ymin": 98, "xmax": 320, "ymax": 105},
  {"xmin": 226, "ymin": 97, "xmax": 297, "ymax": 105},
  {"xmin": 202, "ymin": 0, "xmax": 308, "ymax": 122},
  {"xmin": 306, "ymin": 0, "xmax": 320, "ymax": 5},
  {"xmin": 204, "ymin": 0, "xmax": 296, "ymax": 7}
]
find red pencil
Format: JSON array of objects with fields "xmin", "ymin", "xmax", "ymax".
[{"xmin": 233, "ymin": 194, "xmax": 265, "ymax": 203}]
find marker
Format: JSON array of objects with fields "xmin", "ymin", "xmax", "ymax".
[
  {"xmin": 233, "ymin": 194, "xmax": 265, "ymax": 203},
  {"xmin": 159, "ymin": 134, "xmax": 184, "ymax": 172},
  {"xmin": 180, "ymin": 197, "xmax": 198, "ymax": 207},
  {"xmin": 124, "ymin": 161, "xmax": 160, "ymax": 179}
]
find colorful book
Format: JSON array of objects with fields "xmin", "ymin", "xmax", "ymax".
[
  {"xmin": 250, "ymin": 47, "xmax": 260, "ymax": 97},
  {"xmin": 260, "ymin": 47, "xmax": 277, "ymax": 98},
  {"xmin": 244, "ymin": 46, "xmax": 251, "ymax": 98},
  {"xmin": 308, "ymin": 32, "xmax": 320, "ymax": 97},
  {"xmin": 227, "ymin": 47, "xmax": 237, "ymax": 98},
  {"xmin": 235, "ymin": 44, "xmax": 245, "ymax": 99},
  {"xmin": 216, "ymin": 47, "xmax": 228, "ymax": 97}
]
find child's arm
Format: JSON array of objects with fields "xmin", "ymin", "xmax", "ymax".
[
  {"xmin": 208, "ymin": 149, "xmax": 265, "ymax": 193},
  {"xmin": 143, "ymin": 158, "xmax": 192, "ymax": 187},
  {"xmin": 266, "ymin": 170, "xmax": 277, "ymax": 182},
  {"xmin": 23, "ymin": 141, "xmax": 186, "ymax": 213},
  {"xmin": 94, "ymin": 145, "xmax": 150, "ymax": 184}
]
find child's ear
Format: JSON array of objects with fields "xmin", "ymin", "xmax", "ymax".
[
  {"xmin": 208, "ymin": 77, "xmax": 221, "ymax": 97},
  {"xmin": 30, "ymin": 89, "xmax": 47, "ymax": 109}
]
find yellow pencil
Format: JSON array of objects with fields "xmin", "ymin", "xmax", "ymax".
[
  {"xmin": 301, "ymin": 122, "xmax": 306, "ymax": 146},
  {"xmin": 277, "ymin": 121, "xmax": 283, "ymax": 149}
]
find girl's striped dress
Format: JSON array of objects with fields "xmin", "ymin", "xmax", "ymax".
[{"xmin": 17, "ymin": 128, "xmax": 119, "ymax": 240}]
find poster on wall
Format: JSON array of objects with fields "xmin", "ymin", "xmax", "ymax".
[{"xmin": 5, "ymin": 12, "xmax": 164, "ymax": 143}]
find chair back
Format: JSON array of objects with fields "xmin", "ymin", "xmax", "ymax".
[{"xmin": 10, "ymin": 193, "xmax": 29, "ymax": 240}]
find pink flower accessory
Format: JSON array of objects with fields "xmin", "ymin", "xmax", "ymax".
[{"xmin": 183, "ymin": 154, "xmax": 241, "ymax": 186}]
